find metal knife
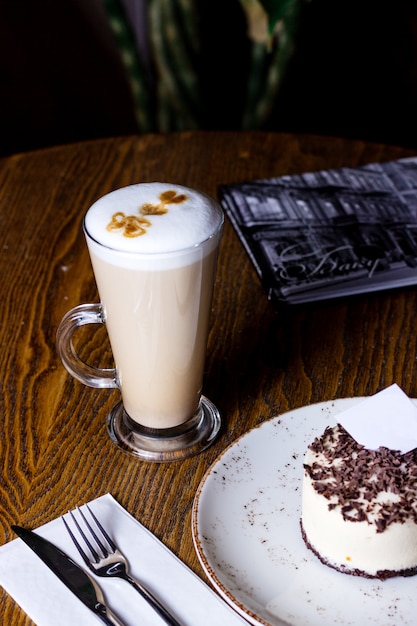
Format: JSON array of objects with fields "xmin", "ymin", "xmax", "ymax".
[{"xmin": 12, "ymin": 525, "xmax": 125, "ymax": 625}]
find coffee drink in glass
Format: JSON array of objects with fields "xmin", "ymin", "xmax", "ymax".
[{"xmin": 57, "ymin": 183, "xmax": 223, "ymax": 461}]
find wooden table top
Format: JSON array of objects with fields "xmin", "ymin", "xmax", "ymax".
[{"xmin": 0, "ymin": 130, "xmax": 416, "ymax": 624}]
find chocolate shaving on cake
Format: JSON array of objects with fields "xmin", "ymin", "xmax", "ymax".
[{"xmin": 304, "ymin": 425, "xmax": 417, "ymax": 531}]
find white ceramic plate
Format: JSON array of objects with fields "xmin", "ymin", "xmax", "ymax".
[{"xmin": 192, "ymin": 398, "xmax": 417, "ymax": 626}]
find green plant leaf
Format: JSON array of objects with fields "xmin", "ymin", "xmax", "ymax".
[{"xmin": 258, "ymin": 0, "xmax": 294, "ymax": 35}]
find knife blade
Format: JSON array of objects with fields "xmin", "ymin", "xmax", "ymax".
[{"xmin": 12, "ymin": 525, "xmax": 125, "ymax": 625}]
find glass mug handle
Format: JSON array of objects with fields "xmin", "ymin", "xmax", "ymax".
[{"xmin": 56, "ymin": 303, "xmax": 118, "ymax": 389}]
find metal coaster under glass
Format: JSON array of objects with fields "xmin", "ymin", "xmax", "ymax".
[{"xmin": 106, "ymin": 396, "xmax": 221, "ymax": 462}]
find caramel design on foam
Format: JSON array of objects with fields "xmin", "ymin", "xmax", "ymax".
[
  {"xmin": 106, "ymin": 213, "xmax": 151, "ymax": 238},
  {"xmin": 304, "ymin": 425, "xmax": 417, "ymax": 532},
  {"xmin": 106, "ymin": 190, "xmax": 188, "ymax": 238}
]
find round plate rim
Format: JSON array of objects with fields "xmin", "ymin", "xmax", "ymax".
[{"xmin": 192, "ymin": 396, "xmax": 417, "ymax": 626}]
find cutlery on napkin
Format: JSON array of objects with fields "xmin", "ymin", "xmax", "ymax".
[{"xmin": 0, "ymin": 494, "xmax": 249, "ymax": 626}]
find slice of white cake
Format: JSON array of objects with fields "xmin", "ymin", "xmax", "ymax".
[{"xmin": 301, "ymin": 424, "xmax": 417, "ymax": 579}]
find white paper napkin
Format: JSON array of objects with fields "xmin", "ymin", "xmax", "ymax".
[
  {"xmin": 337, "ymin": 383, "xmax": 417, "ymax": 453},
  {"xmin": 0, "ymin": 494, "xmax": 249, "ymax": 625}
]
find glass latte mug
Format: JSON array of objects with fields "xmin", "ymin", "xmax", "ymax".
[{"xmin": 56, "ymin": 183, "xmax": 224, "ymax": 461}]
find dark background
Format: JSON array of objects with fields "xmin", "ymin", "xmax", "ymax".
[
  {"xmin": 273, "ymin": 1, "xmax": 417, "ymax": 150},
  {"xmin": 0, "ymin": 0, "xmax": 416, "ymax": 157}
]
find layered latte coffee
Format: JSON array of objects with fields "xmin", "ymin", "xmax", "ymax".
[{"xmin": 83, "ymin": 183, "xmax": 223, "ymax": 429}]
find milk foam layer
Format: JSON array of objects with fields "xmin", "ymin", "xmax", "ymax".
[{"xmin": 84, "ymin": 183, "xmax": 223, "ymax": 264}]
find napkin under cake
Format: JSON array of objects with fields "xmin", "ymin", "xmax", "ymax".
[{"xmin": 300, "ymin": 423, "xmax": 417, "ymax": 580}]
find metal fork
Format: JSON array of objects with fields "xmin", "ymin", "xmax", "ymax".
[{"xmin": 63, "ymin": 505, "xmax": 182, "ymax": 626}]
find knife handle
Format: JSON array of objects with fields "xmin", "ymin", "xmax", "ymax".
[{"xmin": 95, "ymin": 602, "xmax": 126, "ymax": 626}]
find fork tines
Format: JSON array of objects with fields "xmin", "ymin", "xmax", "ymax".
[
  {"xmin": 63, "ymin": 504, "xmax": 183, "ymax": 626},
  {"xmin": 63, "ymin": 505, "xmax": 116, "ymax": 566}
]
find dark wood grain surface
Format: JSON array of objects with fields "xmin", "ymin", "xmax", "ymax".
[{"xmin": 0, "ymin": 131, "xmax": 415, "ymax": 624}]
